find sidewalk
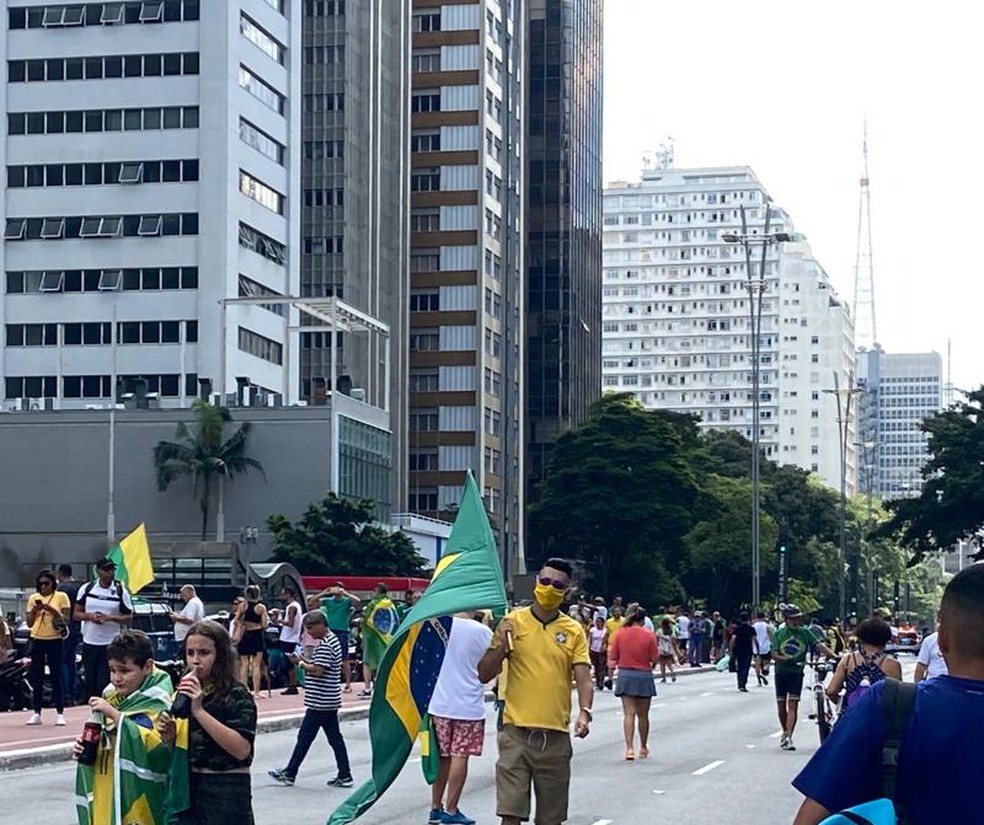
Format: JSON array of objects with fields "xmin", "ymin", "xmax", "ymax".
[{"xmin": 0, "ymin": 664, "xmax": 717, "ymax": 772}]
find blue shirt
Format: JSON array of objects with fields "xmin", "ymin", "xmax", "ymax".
[{"xmin": 793, "ymin": 675, "xmax": 984, "ymax": 824}]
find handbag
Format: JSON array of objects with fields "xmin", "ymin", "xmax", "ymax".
[{"xmin": 52, "ymin": 611, "xmax": 69, "ymax": 639}]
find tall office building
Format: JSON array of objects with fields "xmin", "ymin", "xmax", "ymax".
[
  {"xmin": 2, "ymin": 1, "xmax": 301, "ymax": 409},
  {"xmin": 525, "ymin": 0, "xmax": 603, "ymax": 505},
  {"xmin": 298, "ymin": 0, "xmax": 410, "ymax": 513},
  {"xmin": 857, "ymin": 348, "xmax": 942, "ymax": 500},
  {"xmin": 407, "ymin": 1, "xmax": 525, "ymax": 575},
  {"xmin": 602, "ymin": 166, "xmax": 856, "ymax": 489}
]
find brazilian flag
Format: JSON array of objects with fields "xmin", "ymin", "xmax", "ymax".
[{"xmin": 328, "ymin": 470, "xmax": 507, "ymax": 824}]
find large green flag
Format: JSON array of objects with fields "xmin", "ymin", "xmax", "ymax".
[{"xmin": 328, "ymin": 470, "xmax": 507, "ymax": 824}]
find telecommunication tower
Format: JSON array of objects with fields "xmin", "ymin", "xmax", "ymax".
[{"xmin": 852, "ymin": 121, "xmax": 877, "ymax": 349}]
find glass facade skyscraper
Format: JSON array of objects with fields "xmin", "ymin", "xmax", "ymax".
[{"xmin": 525, "ymin": 0, "xmax": 604, "ymax": 506}]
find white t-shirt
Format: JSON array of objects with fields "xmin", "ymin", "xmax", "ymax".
[
  {"xmin": 916, "ymin": 631, "xmax": 948, "ymax": 679},
  {"xmin": 429, "ymin": 617, "xmax": 493, "ymax": 721},
  {"xmin": 753, "ymin": 620, "xmax": 773, "ymax": 654},
  {"xmin": 642, "ymin": 616, "xmax": 655, "ymax": 633},
  {"xmin": 593, "ymin": 605, "xmax": 609, "ymax": 621},
  {"xmin": 174, "ymin": 596, "xmax": 205, "ymax": 642},
  {"xmin": 79, "ymin": 580, "xmax": 134, "ymax": 646},
  {"xmin": 279, "ymin": 601, "xmax": 303, "ymax": 644},
  {"xmin": 588, "ymin": 626, "xmax": 607, "ymax": 653},
  {"xmin": 677, "ymin": 615, "xmax": 691, "ymax": 639}
]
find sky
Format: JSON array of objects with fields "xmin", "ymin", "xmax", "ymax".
[{"xmin": 603, "ymin": 0, "xmax": 984, "ymax": 393}]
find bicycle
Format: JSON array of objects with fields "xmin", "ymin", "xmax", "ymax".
[{"xmin": 805, "ymin": 658, "xmax": 839, "ymax": 744}]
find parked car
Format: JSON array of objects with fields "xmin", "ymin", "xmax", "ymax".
[{"xmin": 892, "ymin": 625, "xmax": 922, "ymax": 654}]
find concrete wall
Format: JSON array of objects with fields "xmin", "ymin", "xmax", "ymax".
[{"xmin": 0, "ymin": 405, "xmax": 337, "ymax": 586}]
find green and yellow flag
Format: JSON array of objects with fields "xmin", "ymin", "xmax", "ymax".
[
  {"xmin": 327, "ymin": 471, "xmax": 507, "ymax": 825},
  {"xmin": 106, "ymin": 523, "xmax": 154, "ymax": 594},
  {"xmin": 75, "ymin": 668, "xmax": 173, "ymax": 825}
]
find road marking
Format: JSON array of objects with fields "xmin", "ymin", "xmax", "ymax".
[
  {"xmin": 746, "ymin": 744, "xmax": 756, "ymax": 749},
  {"xmin": 590, "ymin": 820, "xmax": 614, "ymax": 825},
  {"xmin": 651, "ymin": 789, "xmax": 666, "ymax": 795},
  {"xmin": 700, "ymin": 691, "xmax": 714, "ymax": 697},
  {"xmin": 692, "ymin": 759, "xmax": 726, "ymax": 776}
]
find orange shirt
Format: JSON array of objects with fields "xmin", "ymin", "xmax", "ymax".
[{"xmin": 609, "ymin": 624, "xmax": 658, "ymax": 670}]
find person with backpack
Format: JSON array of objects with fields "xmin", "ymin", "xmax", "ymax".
[
  {"xmin": 791, "ymin": 563, "xmax": 984, "ymax": 825},
  {"xmin": 73, "ymin": 557, "xmax": 133, "ymax": 702},
  {"xmin": 824, "ymin": 618, "xmax": 901, "ymax": 712}
]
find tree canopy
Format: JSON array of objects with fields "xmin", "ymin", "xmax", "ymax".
[
  {"xmin": 267, "ymin": 493, "xmax": 427, "ymax": 576},
  {"xmin": 876, "ymin": 387, "xmax": 984, "ymax": 563},
  {"xmin": 527, "ymin": 392, "xmax": 943, "ymax": 621}
]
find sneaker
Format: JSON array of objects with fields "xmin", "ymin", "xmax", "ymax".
[
  {"xmin": 779, "ymin": 734, "xmax": 789, "ymax": 749},
  {"xmin": 268, "ymin": 768, "xmax": 295, "ymax": 786},
  {"xmin": 441, "ymin": 811, "xmax": 476, "ymax": 825},
  {"xmin": 357, "ymin": 689, "xmax": 372, "ymax": 699},
  {"xmin": 671, "ymin": 674, "xmax": 676, "ymax": 683},
  {"xmin": 55, "ymin": 713, "xmax": 67, "ymax": 726},
  {"xmin": 280, "ymin": 687, "xmax": 299, "ymax": 696},
  {"xmin": 328, "ymin": 776, "xmax": 354, "ymax": 788},
  {"xmin": 25, "ymin": 713, "xmax": 41, "ymax": 726},
  {"xmin": 762, "ymin": 675, "xmax": 769, "ymax": 686},
  {"xmin": 428, "ymin": 809, "xmax": 445, "ymax": 825},
  {"xmin": 604, "ymin": 677, "xmax": 613, "ymax": 690},
  {"xmin": 785, "ymin": 737, "xmax": 796, "ymax": 751}
]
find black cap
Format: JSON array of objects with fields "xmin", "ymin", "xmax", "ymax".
[{"xmin": 95, "ymin": 556, "xmax": 117, "ymax": 570}]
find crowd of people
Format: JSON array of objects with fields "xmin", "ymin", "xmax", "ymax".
[{"xmin": 2, "ymin": 553, "xmax": 980, "ymax": 825}]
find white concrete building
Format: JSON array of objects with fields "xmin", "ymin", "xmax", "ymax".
[
  {"xmin": 1, "ymin": 0, "xmax": 301, "ymax": 409},
  {"xmin": 857, "ymin": 347, "xmax": 942, "ymax": 499},
  {"xmin": 776, "ymin": 242, "xmax": 856, "ymax": 493},
  {"xmin": 602, "ymin": 167, "xmax": 856, "ymax": 489}
]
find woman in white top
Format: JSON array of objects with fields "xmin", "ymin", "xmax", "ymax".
[{"xmin": 588, "ymin": 616, "xmax": 609, "ymax": 690}]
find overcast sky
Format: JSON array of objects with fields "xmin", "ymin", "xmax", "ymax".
[{"xmin": 603, "ymin": 0, "xmax": 983, "ymax": 393}]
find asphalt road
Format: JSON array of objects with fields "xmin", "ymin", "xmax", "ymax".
[{"xmin": 0, "ymin": 663, "xmax": 916, "ymax": 824}]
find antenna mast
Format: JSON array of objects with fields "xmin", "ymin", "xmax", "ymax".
[{"xmin": 852, "ymin": 119, "xmax": 877, "ymax": 349}]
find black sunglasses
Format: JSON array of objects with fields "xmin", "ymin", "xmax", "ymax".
[
  {"xmin": 537, "ymin": 576, "xmax": 568, "ymax": 591},
  {"xmin": 37, "ymin": 579, "xmax": 55, "ymax": 587}
]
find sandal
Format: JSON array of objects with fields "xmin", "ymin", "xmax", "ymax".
[
  {"xmin": 639, "ymin": 747, "xmax": 650, "ymax": 759},
  {"xmin": 625, "ymin": 748, "xmax": 635, "ymax": 761}
]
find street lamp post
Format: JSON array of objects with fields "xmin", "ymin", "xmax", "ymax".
[
  {"xmin": 723, "ymin": 206, "xmax": 790, "ymax": 611},
  {"xmin": 824, "ymin": 372, "xmax": 862, "ymax": 628}
]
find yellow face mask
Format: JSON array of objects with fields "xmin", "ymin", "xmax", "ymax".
[{"xmin": 533, "ymin": 583, "xmax": 566, "ymax": 612}]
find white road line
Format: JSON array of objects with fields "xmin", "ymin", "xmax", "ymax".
[
  {"xmin": 692, "ymin": 759, "xmax": 726, "ymax": 776},
  {"xmin": 700, "ymin": 691, "xmax": 714, "ymax": 697},
  {"xmin": 590, "ymin": 820, "xmax": 614, "ymax": 825},
  {"xmin": 746, "ymin": 744, "xmax": 756, "ymax": 749}
]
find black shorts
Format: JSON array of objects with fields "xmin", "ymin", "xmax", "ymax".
[
  {"xmin": 279, "ymin": 640, "xmax": 298, "ymax": 656},
  {"xmin": 774, "ymin": 668, "xmax": 804, "ymax": 700},
  {"xmin": 758, "ymin": 652, "xmax": 772, "ymax": 663}
]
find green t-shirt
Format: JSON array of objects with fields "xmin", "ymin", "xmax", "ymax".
[
  {"xmin": 773, "ymin": 625, "xmax": 818, "ymax": 671},
  {"xmin": 321, "ymin": 596, "xmax": 352, "ymax": 632}
]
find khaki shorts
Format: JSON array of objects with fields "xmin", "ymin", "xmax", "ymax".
[{"xmin": 496, "ymin": 724, "xmax": 572, "ymax": 824}]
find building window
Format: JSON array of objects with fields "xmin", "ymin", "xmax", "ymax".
[
  {"xmin": 240, "ymin": 170, "xmax": 284, "ymax": 214},
  {"xmin": 7, "ymin": 2, "xmax": 200, "ymax": 29},
  {"xmin": 304, "ymin": 140, "xmax": 344, "ymax": 159},
  {"xmin": 238, "ymin": 327, "xmax": 283, "ymax": 365},
  {"xmin": 239, "ymin": 119, "xmax": 285, "ymax": 165},
  {"xmin": 410, "ymin": 167, "xmax": 441, "ymax": 192},
  {"xmin": 409, "ymin": 410, "xmax": 439, "ymax": 432},
  {"xmin": 409, "ymin": 291, "xmax": 440, "ymax": 312},
  {"xmin": 411, "ymin": 8, "xmax": 440, "ymax": 32},
  {"xmin": 410, "ymin": 249, "xmax": 440, "ymax": 272},
  {"xmin": 8, "ymin": 52, "xmax": 199, "ymax": 83},
  {"xmin": 303, "ymin": 236, "xmax": 343, "ymax": 254},
  {"xmin": 4, "ymin": 375, "xmax": 58, "ymax": 399},
  {"xmin": 409, "ymin": 329, "xmax": 440, "ymax": 352},
  {"xmin": 303, "ymin": 188, "xmax": 344, "ymax": 207},
  {"xmin": 238, "ymin": 222, "xmax": 286, "ymax": 265},
  {"xmin": 411, "ymin": 48, "xmax": 441, "ymax": 73},
  {"xmin": 239, "ymin": 65, "xmax": 285, "ymax": 114},
  {"xmin": 409, "ymin": 370, "xmax": 439, "ymax": 393},
  {"xmin": 407, "ymin": 488, "xmax": 438, "ymax": 511},
  {"xmin": 239, "ymin": 274, "xmax": 285, "ymax": 316},
  {"xmin": 410, "ymin": 209, "xmax": 440, "ymax": 233},
  {"xmin": 410, "ymin": 130, "xmax": 441, "ymax": 152},
  {"xmin": 240, "ymin": 14, "xmax": 285, "ymax": 64},
  {"xmin": 408, "ymin": 450, "xmax": 438, "ymax": 471},
  {"xmin": 303, "ymin": 93, "xmax": 344, "ymax": 112},
  {"xmin": 7, "ymin": 158, "xmax": 198, "ymax": 188},
  {"xmin": 7, "ymin": 106, "xmax": 198, "ymax": 135},
  {"xmin": 5, "ymin": 212, "xmax": 195, "ymax": 241},
  {"xmin": 411, "ymin": 91, "xmax": 441, "ymax": 113}
]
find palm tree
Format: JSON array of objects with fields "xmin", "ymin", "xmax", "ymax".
[{"xmin": 153, "ymin": 401, "xmax": 265, "ymax": 540}]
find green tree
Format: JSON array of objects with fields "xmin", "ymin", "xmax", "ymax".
[
  {"xmin": 153, "ymin": 401, "xmax": 265, "ymax": 540},
  {"xmin": 526, "ymin": 394, "xmax": 700, "ymax": 602},
  {"xmin": 267, "ymin": 493, "xmax": 427, "ymax": 576},
  {"xmin": 877, "ymin": 387, "xmax": 984, "ymax": 563}
]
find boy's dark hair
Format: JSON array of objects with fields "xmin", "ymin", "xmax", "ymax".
[
  {"xmin": 57, "ymin": 563, "xmax": 73, "ymax": 577},
  {"xmin": 941, "ymin": 563, "xmax": 984, "ymax": 659},
  {"xmin": 857, "ymin": 618, "xmax": 892, "ymax": 647},
  {"xmin": 107, "ymin": 630, "xmax": 155, "ymax": 667},
  {"xmin": 542, "ymin": 557, "xmax": 574, "ymax": 580}
]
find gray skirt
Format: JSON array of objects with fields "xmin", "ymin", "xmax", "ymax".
[{"xmin": 614, "ymin": 667, "xmax": 657, "ymax": 698}]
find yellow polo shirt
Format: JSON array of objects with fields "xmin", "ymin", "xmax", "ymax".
[
  {"xmin": 605, "ymin": 615, "xmax": 625, "ymax": 642},
  {"xmin": 28, "ymin": 590, "xmax": 71, "ymax": 640},
  {"xmin": 497, "ymin": 606, "xmax": 590, "ymax": 732}
]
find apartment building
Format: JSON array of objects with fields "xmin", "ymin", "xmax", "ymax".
[
  {"xmin": 298, "ymin": 0, "xmax": 410, "ymax": 513},
  {"xmin": 602, "ymin": 166, "xmax": 856, "ymax": 488},
  {"xmin": 525, "ymin": 0, "xmax": 603, "ymax": 505},
  {"xmin": 2, "ymin": 0, "xmax": 302, "ymax": 408},
  {"xmin": 857, "ymin": 347, "xmax": 942, "ymax": 500},
  {"xmin": 407, "ymin": 1, "xmax": 524, "ymax": 574}
]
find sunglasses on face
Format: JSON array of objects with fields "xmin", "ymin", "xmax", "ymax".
[
  {"xmin": 537, "ymin": 576, "xmax": 568, "ymax": 591},
  {"xmin": 38, "ymin": 580, "xmax": 54, "ymax": 588}
]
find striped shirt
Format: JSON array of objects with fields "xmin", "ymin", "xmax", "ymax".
[{"xmin": 304, "ymin": 632, "xmax": 343, "ymax": 711}]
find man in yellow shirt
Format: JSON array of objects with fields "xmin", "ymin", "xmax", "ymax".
[
  {"xmin": 604, "ymin": 605, "xmax": 625, "ymax": 689},
  {"xmin": 479, "ymin": 558, "xmax": 594, "ymax": 825}
]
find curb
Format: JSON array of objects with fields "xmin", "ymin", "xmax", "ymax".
[{"xmin": 0, "ymin": 670, "xmax": 717, "ymax": 772}]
